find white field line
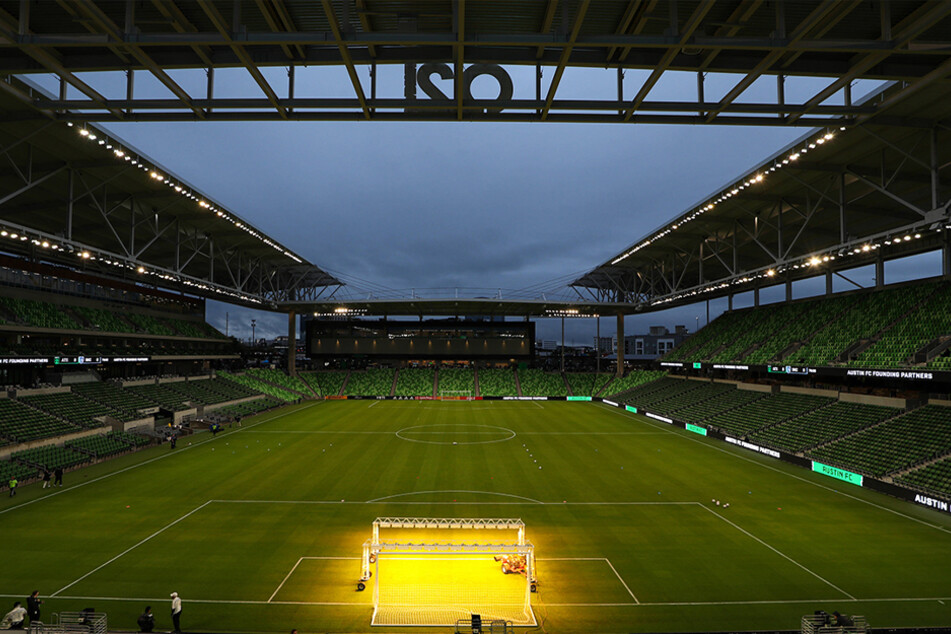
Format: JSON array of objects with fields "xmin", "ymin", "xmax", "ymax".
[
  {"xmin": 697, "ymin": 504, "xmax": 856, "ymax": 601},
  {"xmin": 51, "ymin": 500, "xmax": 215, "ymax": 597},
  {"xmin": 368, "ymin": 400, "xmax": 380, "ymax": 408},
  {"xmin": 532, "ymin": 401, "xmax": 544, "ymax": 409},
  {"xmin": 596, "ymin": 404, "xmax": 951, "ymax": 536},
  {"xmin": 604, "ymin": 558, "xmax": 639, "ymax": 604},
  {"xmin": 211, "ymin": 498, "xmax": 696, "ymax": 506},
  {"xmin": 0, "ymin": 401, "xmax": 323, "ymax": 518},
  {"xmin": 12, "ymin": 593, "xmax": 951, "ymax": 608},
  {"xmin": 268, "ymin": 557, "xmax": 303, "ymax": 602},
  {"xmin": 537, "ymin": 558, "xmax": 638, "ymax": 604}
]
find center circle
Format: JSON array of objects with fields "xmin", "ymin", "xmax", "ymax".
[{"xmin": 395, "ymin": 424, "xmax": 516, "ymax": 445}]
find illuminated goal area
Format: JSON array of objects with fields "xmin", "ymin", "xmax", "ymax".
[{"xmin": 362, "ymin": 517, "xmax": 537, "ymax": 627}]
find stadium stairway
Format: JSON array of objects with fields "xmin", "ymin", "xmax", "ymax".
[
  {"xmin": 808, "ymin": 406, "xmax": 909, "ymax": 452},
  {"xmin": 390, "ymin": 371, "xmax": 398, "ymax": 397},
  {"xmin": 432, "ymin": 368, "xmax": 439, "ymax": 397},
  {"xmin": 564, "ymin": 374, "xmax": 573, "ymax": 396},
  {"xmin": 339, "ymin": 370, "xmax": 351, "ymax": 395},
  {"xmin": 514, "ymin": 368, "xmax": 522, "ymax": 397},
  {"xmin": 889, "ymin": 447, "xmax": 951, "ymax": 479},
  {"xmin": 473, "ymin": 368, "xmax": 480, "ymax": 397},
  {"xmin": 594, "ymin": 376, "xmax": 615, "ymax": 397},
  {"xmin": 739, "ymin": 397, "xmax": 837, "ymax": 440},
  {"xmin": 250, "ymin": 373, "xmax": 311, "ymax": 399}
]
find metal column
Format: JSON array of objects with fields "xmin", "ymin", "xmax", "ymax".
[{"xmin": 616, "ymin": 313, "xmax": 624, "ymax": 377}]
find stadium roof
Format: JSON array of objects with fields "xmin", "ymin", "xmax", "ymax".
[
  {"xmin": 1, "ymin": 1, "xmax": 950, "ymax": 124},
  {"xmin": 0, "ymin": 86, "xmax": 340, "ymax": 307},
  {"xmin": 572, "ymin": 78, "xmax": 951, "ymax": 310}
]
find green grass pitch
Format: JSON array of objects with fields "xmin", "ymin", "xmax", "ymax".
[{"xmin": 3, "ymin": 400, "xmax": 951, "ymax": 633}]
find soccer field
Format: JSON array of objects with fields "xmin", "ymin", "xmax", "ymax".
[{"xmin": 3, "ymin": 400, "xmax": 951, "ymax": 633}]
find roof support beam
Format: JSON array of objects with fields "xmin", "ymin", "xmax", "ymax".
[
  {"xmin": 788, "ymin": 1, "xmax": 951, "ymax": 125},
  {"xmin": 541, "ymin": 0, "xmax": 589, "ymax": 121},
  {"xmin": 321, "ymin": 0, "xmax": 371, "ymax": 120},
  {"xmin": 197, "ymin": 0, "xmax": 289, "ymax": 119},
  {"xmin": 71, "ymin": 0, "xmax": 205, "ymax": 119},
  {"xmin": 623, "ymin": 0, "xmax": 715, "ymax": 122}
]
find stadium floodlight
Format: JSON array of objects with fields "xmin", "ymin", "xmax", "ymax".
[{"xmin": 363, "ymin": 517, "xmax": 536, "ymax": 627}]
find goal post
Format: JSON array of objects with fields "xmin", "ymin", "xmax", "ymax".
[{"xmin": 362, "ymin": 517, "xmax": 537, "ymax": 627}]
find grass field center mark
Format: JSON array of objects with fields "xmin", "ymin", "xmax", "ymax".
[
  {"xmin": 51, "ymin": 500, "xmax": 215, "ymax": 598},
  {"xmin": 0, "ymin": 401, "xmax": 323, "ymax": 518},
  {"xmin": 395, "ymin": 424, "xmax": 516, "ymax": 445},
  {"xmin": 596, "ymin": 403, "xmax": 951, "ymax": 536},
  {"xmin": 698, "ymin": 504, "xmax": 856, "ymax": 600}
]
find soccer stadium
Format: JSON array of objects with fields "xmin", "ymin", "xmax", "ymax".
[{"xmin": 2, "ymin": 2, "xmax": 951, "ymax": 633}]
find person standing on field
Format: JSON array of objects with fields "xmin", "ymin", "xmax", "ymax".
[
  {"xmin": 170, "ymin": 592, "xmax": 182, "ymax": 633},
  {"xmin": 26, "ymin": 591, "xmax": 41, "ymax": 624},
  {"xmin": 53, "ymin": 467, "xmax": 63, "ymax": 487}
]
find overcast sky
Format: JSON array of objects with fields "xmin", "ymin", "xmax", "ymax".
[{"xmin": 29, "ymin": 66, "xmax": 938, "ymax": 344}]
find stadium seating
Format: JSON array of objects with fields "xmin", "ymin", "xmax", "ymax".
[
  {"xmin": 247, "ymin": 368, "xmax": 312, "ymax": 396},
  {"xmin": 897, "ymin": 456, "xmax": 951, "ymax": 498},
  {"xmin": 345, "ymin": 369, "xmax": 395, "ymax": 396},
  {"xmin": 126, "ymin": 313, "xmax": 177, "ymax": 336},
  {"xmin": 168, "ymin": 378, "xmax": 259, "ymax": 405},
  {"xmin": 617, "ymin": 377, "xmax": 706, "ymax": 409},
  {"xmin": 66, "ymin": 433, "xmax": 134, "ymax": 458},
  {"xmin": 303, "ymin": 371, "xmax": 347, "ymax": 396},
  {"xmin": 672, "ymin": 387, "xmax": 766, "ymax": 424},
  {"xmin": 602, "ymin": 370, "xmax": 666, "ymax": 397},
  {"xmin": 72, "ymin": 382, "xmax": 159, "ymax": 420},
  {"xmin": 666, "ymin": 280, "xmax": 949, "ymax": 370},
  {"xmin": 127, "ymin": 383, "xmax": 194, "ymax": 411},
  {"xmin": 218, "ymin": 372, "xmax": 299, "ymax": 402},
  {"xmin": 565, "ymin": 373, "xmax": 612, "ymax": 397},
  {"xmin": 518, "ymin": 369, "xmax": 567, "ymax": 396},
  {"xmin": 851, "ymin": 284, "xmax": 951, "ymax": 368},
  {"xmin": 165, "ymin": 317, "xmax": 224, "ymax": 338},
  {"xmin": 108, "ymin": 429, "xmax": 151, "ymax": 447},
  {"xmin": 477, "ymin": 368, "xmax": 518, "ymax": 397},
  {"xmin": 394, "ymin": 368, "xmax": 435, "ymax": 396},
  {"xmin": 808, "ymin": 405, "xmax": 951, "ymax": 477},
  {"xmin": 212, "ymin": 397, "xmax": 281, "ymax": 419},
  {"xmin": 705, "ymin": 392, "xmax": 834, "ymax": 438},
  {"xmin": 748, "ymin": 402, "xmax": 899, "ymax": 453},
  {"xmin": 643, "ymin": 381, "xmax": 736, "ymax": 416},
  {"xmin": 72, "ymin": 306, "xmax": 136, "ymax": 333},
  {"xmin": 19, "ymin": 392, "xmax": 115, "ymax": 429},
  {"xmin": 743, "ymin": 297, "xmax": 855, "ymax": 364},
  {"xmin": 0, "ymin": 459, "xmax": 36, "ymax": 485},
  {"xmin": 785, "ymin": 283, "xmax": 934, "ymax": 367},
  {"xmin": 0, "ymin": 296, "xmax": 82, "ymax": 330},
  {"xmin": 437, "ymin": 368, "xmax": 475, "ymax": 396},
  {"xmin": 12, "ymin": 445, "xmax": 90, "ymax": 471},
  {"xmin": 0, "ymin": 398, "xmax": 80, "ymax": 442}
]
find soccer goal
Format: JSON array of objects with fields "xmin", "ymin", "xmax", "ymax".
[
  {"xmin": 438, "ymin": 390, "xmax": 474, "ymax": 400},
  {"xmin": 362, "ymin": 517, "xmax": 536, "ymax": 627}
]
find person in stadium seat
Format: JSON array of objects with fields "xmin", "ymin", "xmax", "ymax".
[{"xmin": 136, "ymin": 605, "xmax": 154, "ymax": 632}]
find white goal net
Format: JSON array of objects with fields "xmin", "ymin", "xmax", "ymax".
[{"xmin": 363, "ymin": 518, "xmax": 536, "ymax": 627}]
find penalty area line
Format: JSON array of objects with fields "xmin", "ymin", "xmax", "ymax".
[
  {"xmin": 51, "ymin": 500, "xmax": 215, "ymax": 598},
  {"xmin": 698, "ymin": 504, "xmax": 856, "ymax": 601},
  {"xmin": 604, "ymin": 558, "xmax": 639, "ymax": 604},
  {"xmin": 268, "ymin": 557, "xmax": 303, "ymax": 603}
]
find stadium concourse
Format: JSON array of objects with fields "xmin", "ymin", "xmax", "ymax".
[{"xmin": 2, "ymin": 1, "xmax": 951, "ymax": 632}]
